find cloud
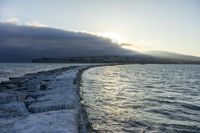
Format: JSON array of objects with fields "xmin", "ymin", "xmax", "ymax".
[
  {"xmin": 96, "ymin": 31, "xmax": 127, "ymax": 44},
  {"xmin": 2, "ymin": 18, "xmax": 20, "ymax": 25},
  {"xmin": 26, "ymin": 21, "xmax": 48, "ymax": 27},
  {"xmin": 1, "ymin": 18, "xmax": 48, "ymax": 27},
  {"xmin": 0, "ymin": 22, "xmax": 137, "ymax": 62}
]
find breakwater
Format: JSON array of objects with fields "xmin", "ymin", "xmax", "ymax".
[{"xmin": 0, "ymin": 65, "xmax": 96, "ymax": 133}]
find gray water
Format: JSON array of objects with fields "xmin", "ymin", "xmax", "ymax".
[
  {"xmin": 0, "ymin": 63, "xmax": 83, "ymax": 82},
  {"xmin": 82, "ymin": 65, "xmax": 200, "ymax": 133}
]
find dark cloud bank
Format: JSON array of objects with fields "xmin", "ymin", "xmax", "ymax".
[{"xmin": 0, "ymin": 23, "xmax": 137, "ymax": 62}]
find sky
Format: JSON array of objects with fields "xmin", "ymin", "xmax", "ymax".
[
  {"xmin": 0, "ymin": 23, "xmax": 136, "ymax": 62},
  {"xmin": 0, "ymin": 0, "xmax": 200, "ymax": 57}
]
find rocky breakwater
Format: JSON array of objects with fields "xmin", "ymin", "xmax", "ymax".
[{"xmin": 0, "ymin": 65, "xmax": 93, "ymax": 133}]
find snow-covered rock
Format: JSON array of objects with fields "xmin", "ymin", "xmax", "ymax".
[
  {"xmin": 0, "ymin": 65, "xmax": 94, "ymax": 133},
  {"xmin": 0, "ymin": 102, "xmax": 29, "ymax": 117},
  {"xmin": 28, "ymin": 69, "xmax": 80, "ymax": 113},
  {"xmin": 13, "ymin": 109, "xmax": 79, "ymax": 133}
]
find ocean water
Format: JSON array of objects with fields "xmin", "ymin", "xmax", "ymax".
[
  {"xmin": 82, "ymin": 64, "xmax": 200, "ymax": 133},
  {"xmin": 0, "ymin": 63, "xmax": 83, "ymax": 82}
]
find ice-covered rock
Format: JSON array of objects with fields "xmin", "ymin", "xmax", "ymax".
[
  {"xmin": 0, "ymin": 102, "xmax": 29, "ymax": 117},
  {"xmin": 28, "ymin": 69, "xmax": 80, "ymax": 113},
  {"xmin": 25, "ymin": 96, "xmax": 36, "ymax": 106},
  {"xmin": 0, "ymin": 65, "xmax": 93, "ymax": 133},
  {"xmin": 13, "ymin": 109, "xmax": 79, "ymax": 133},
  {"xmin": 0, "ymin": 92, "xmax": 17, "ymax": 104}
]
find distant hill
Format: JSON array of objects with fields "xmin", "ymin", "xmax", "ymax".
[{"xmin": 143, "ymin": 50, "xmax": 200, "ymax": 62}]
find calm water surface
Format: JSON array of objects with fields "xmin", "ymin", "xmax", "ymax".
[{"xmin": 82, "ymin": 65, "xmax": 200, "ymax": 133}]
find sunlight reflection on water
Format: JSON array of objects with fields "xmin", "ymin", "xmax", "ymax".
[{"xmin": 82, "ymin": 64, "xmax": 200, "ymax": 133}]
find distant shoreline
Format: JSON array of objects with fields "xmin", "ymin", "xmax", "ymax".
[{"xmin": 32, "ymin": 56, "xmax": 200, "ymax": 64}]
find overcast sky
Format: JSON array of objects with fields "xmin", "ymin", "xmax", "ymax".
[
  {"xmin": 0, "ymin": 0, "xmax": 200, "ymax": 58},
  {"xmin": 0, "ymin": 22, "xmax": 137, "ymax": 62}
]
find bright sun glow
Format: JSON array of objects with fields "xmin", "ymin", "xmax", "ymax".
[
  {"xmin": 96, "ymin": 31, "xmax": 143, "ymax": 51},
  {"xmin": 96, "ymin": 32, "xmax": 127, "ymax": 44}
]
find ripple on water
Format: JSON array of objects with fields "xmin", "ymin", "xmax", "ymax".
[{"xmin": 82, "ymin": 65, "xmax": 200, "ymax": 132}]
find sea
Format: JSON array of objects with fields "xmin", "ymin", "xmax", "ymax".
[
  {"xmin": 82, "ymin": 64, "xmax": 200, "ymax": 133},
  {"xmin": 0, "ymin": 63, "xmax": 200, "ymax": 133}
]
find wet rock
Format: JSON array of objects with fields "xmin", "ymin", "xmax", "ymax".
[
  {"xmin": 0, "ymin": 81, "xmax": 10, "ymax": 85},
  {"xmin": 0, "ymin": 81, "xmax": 18, "ymax": 90},
  {"xmin": 24, "ymin": 80, "xmax": 40, "ymax": 91},
  {"xmin": 0, "ymin": 85, "xmax": 7, "ymax": 91},
  {"xmin": 39, "ymin": 81, "xmax": 48, "ymax": 90},
  {"xmin": 9, "ymin": 77, "xmax": 23, "ymax": 85},
  {"xmin": 5, "ymin": 84, "xmax": 18, "ymax": 89},
  {"xmin": 14, "ymin": 86, "xmax": 29, "ymax": 92}
]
